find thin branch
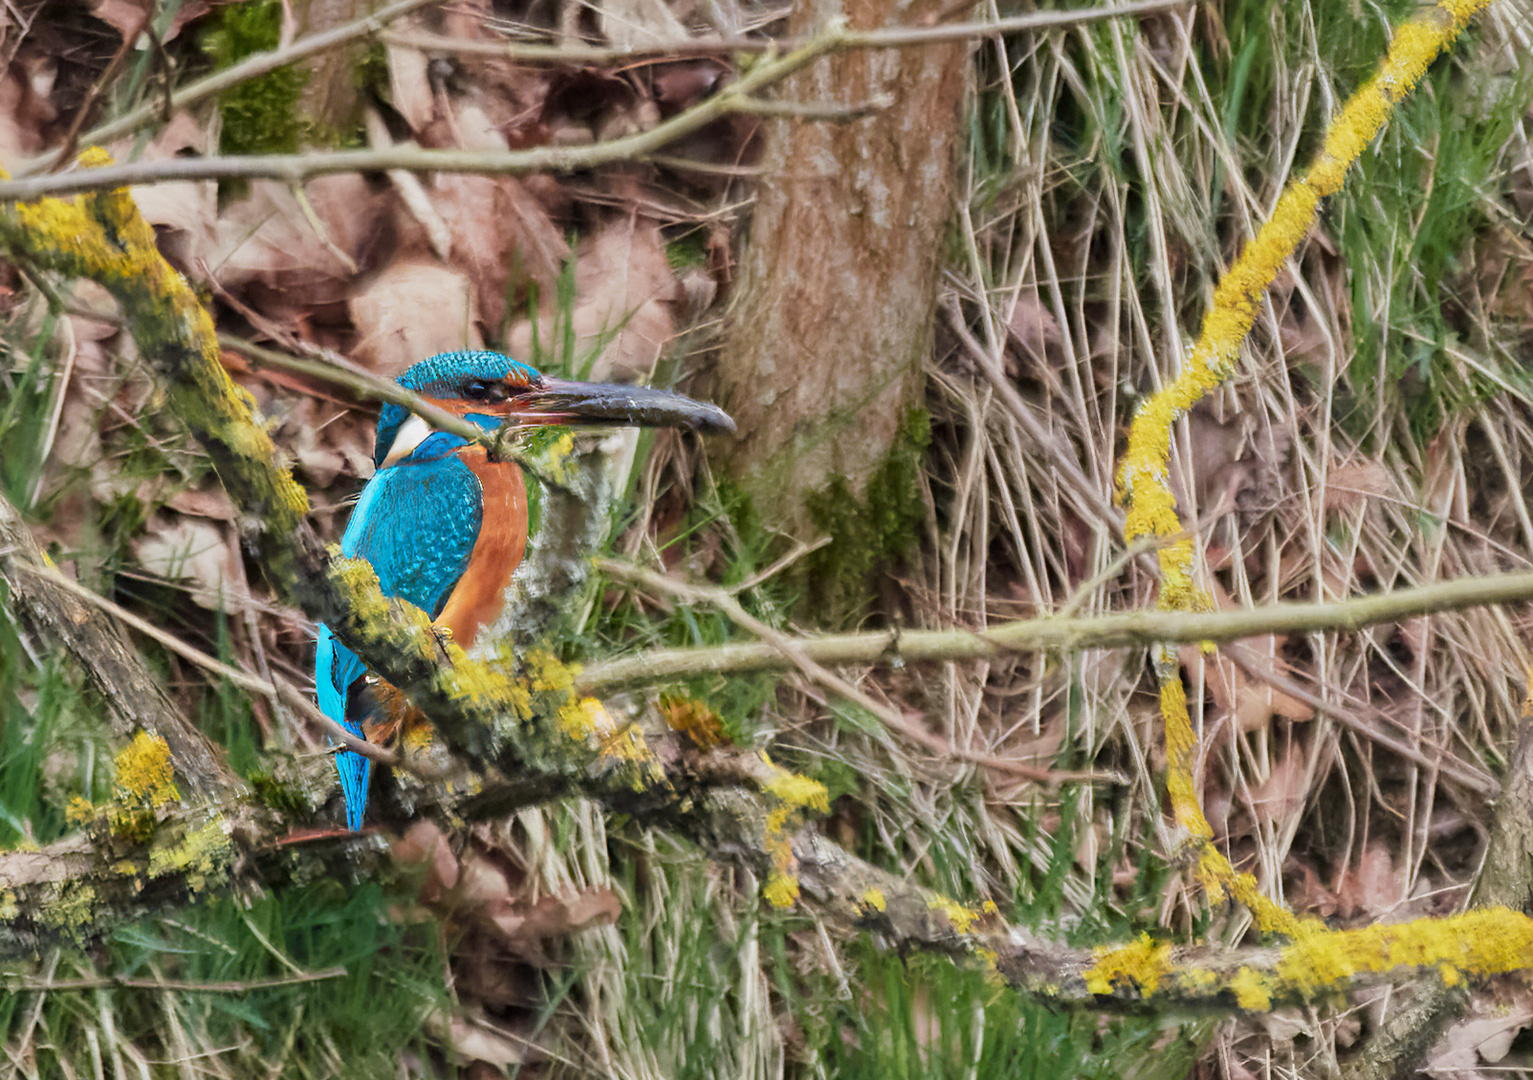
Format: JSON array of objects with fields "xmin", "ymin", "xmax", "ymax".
[
  {"xmin": 0, "ymin": 29, "xmax": 845, "ymax": 200},
  {"xmin": 12, "ymin": 557, "xmax": 397, "ymax": 768},
  {"xmin": 0, "ymin": 968, "xmax": 348, "ymax": 993},
  {"xmin": 576, "ymin": 567, "xmax": 1533, "ymax": 693},
  {"xmin": 0, "ymin": 492, "xmax": 236, "ymax": 797},
  {"xmin": 599, "ymin": 558, "xmax": 1120, "ymax": 785},
  {"xmin": 31, "ymin": 0, "xmax": 442, "ymax": 163},
  {"xmin": 382, "ymin": 0, "xmax": 1198, "ymax": 64}
]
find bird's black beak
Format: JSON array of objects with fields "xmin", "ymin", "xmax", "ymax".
[{"xmin": 516, "ymin": 378, "xmax": 736, "ymax": 435}]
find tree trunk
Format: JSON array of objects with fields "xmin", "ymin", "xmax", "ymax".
[{"xmin": 716, "ymin": 0, "xmax": 966, "ymax": 550}]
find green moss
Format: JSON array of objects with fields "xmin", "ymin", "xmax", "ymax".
[
  {"xmin": 250, "ymin": 770, "xmax": 311, "ymax": 818},
  {"xmin": 802, "ymin": 407, "xmax": 931, "ymax": 622},
  {"xmin": 40, "ymin": 880, "xmax": 97, "ymax": 938},
  {"xmin": 200, "ymin": 0, "xmax": 311, "ymax": 157}
]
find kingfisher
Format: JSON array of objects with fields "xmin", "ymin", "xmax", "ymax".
[{"xmin": 315, "ymin": 350, "xmax": 734, "ymax": 830}]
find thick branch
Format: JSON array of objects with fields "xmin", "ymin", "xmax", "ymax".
[{"xmin": 0, "ymin": 491, "xmax": 235, "ymax": 798}]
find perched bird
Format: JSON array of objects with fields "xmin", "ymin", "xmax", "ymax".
[{"xmin": 316, "ymin": 350, "xmax": 734, "ymax": 830}]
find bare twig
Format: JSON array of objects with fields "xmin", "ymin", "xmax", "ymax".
[
  {"xmin": 384, "ymin": 0, "xmax": 1197, "ymax": 64},
  {"xmin": 11, "ymin": 560, "xmax": 396, "ymax": 768},
  {"xmin": 577, "ymin": 568, "xmax": 1533, "ymax": 692},
  {"xmin": 33, "ymin": 0, "xmax": 442, "ymax": 162},
  {"xmin": 0, "ymin": 28, "xmax": 846, "ymax": 200},
  {"xmin": 599, "ymin": 559, "xmax": 1117, "ymax": 784}
]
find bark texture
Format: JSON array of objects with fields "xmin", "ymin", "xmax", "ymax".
[{"xmin": 716, "ymin": 0, "xmax": 967, "ymax": 539}]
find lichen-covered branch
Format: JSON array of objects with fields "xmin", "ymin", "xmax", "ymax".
[
  {"xmin": 0, "ymin": 154, "xmax": 655, "ymax": 803},
  {"xmin": 0, "ymin": 491, "xmax": 234, "ymax": 798},
  {"xmin": 1113, "ymin": 0, "xmax": 1496, "ymax": 929}
]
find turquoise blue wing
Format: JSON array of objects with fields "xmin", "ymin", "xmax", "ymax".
[{"xmin": 317, "ymin": 434, "xmax": 484, "ymax": 830}]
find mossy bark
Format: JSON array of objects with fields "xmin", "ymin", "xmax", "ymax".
[{"xmin": 714, "ymin": 0, "xmax": 965, "ymax": 553}]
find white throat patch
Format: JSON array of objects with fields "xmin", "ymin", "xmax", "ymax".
[{"xmin": 380, "ymin": 414, "xmax": 435, "ymax": 466}]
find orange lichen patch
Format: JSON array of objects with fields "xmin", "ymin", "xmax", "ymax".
[
  {"xmin": 115, "ymin": 731, "xmax": 179, "ymax": 807},
  {"xmin": 661, "ymin": 695, "xmax": 731, "ymax": 749},
  {"xmin": 1085, "ymin": 934, "xmax": 1174, "ymax": 997}
]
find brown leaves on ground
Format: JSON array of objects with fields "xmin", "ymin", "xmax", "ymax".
[{"xmin": 392, "ymin": 819, "xmax": 623, "ymax": 1071}]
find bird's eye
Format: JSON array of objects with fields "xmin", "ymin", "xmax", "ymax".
[{"xmin": 463, "ymin": 380, "xmax": 510, "ymax": 403}]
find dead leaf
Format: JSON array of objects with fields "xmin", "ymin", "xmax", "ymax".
[
  {"xmin": 212, "ymin": 178, "xmax": 377, "ymax": 303},
  {"xmin": 651, "ymin": 61, "xmax": 730, "ymax": 110},
  {"xmin": 0, "ymin": 52, "xmax": 57, "ymax": 164},
  {"xmin": 132, "ymin": 514, "xmax": 247, "ymax": 612},
  {"xmin": 1245, "ymin": 742, "xmax": 1307, "ymax": 829},
  {"xmin": 165, "ymin": 487, "xmax": 236, "ymax": 521},
  {"xmin": 1178, "ymin": 405, "xmax": 1292, "ymax": 527},
  {"xmin": 506, "ymin": 210, "xmax": 678, "ymax": 380},
  {"xmin": 596, "ymin": 0, "xmax": 689, "ymax": 51},
  {"xmin": 386, "ymin": 31, "xmax": 436, "ymax": 135},
  {"xmin": 1178, "ymin": 580, "xmax": 1313, "ymax": 736},
  {"xmin": 442, "ymin": 1015, "xmax": 527, "ymax": 1068},
  {"xmin": 90, "ymin": 0, "xmax": 208, "ymax": 43},
  {"xmin": 392, "ymin": 819, "xmax": 460, "ymax": 903},
  {"xmin": 1004, "ymin": 291, "xmax": 1061, "ymax": 371},
  {"xmin": 1427, "ymin": 998, "xmax": 1533, "ymax": 1078},
  {"xmin": 428, "ymin": 173, "xmax": 568, "ymax": 330},
  {"xmin": 1325, "ymin": 456, "xmax": 1392, "ymax": 514},
  {"xmin": 349, "ymin": 260, "xmax": 483, "ymax": 375},
  {"xmin": 1334, "ymin": 845, "xmax": 1404, "ymax": 921}
]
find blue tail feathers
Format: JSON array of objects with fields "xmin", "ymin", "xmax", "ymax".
[
  {"xmin": 316, "ymin": 624, "xmax": 371, "ymax": 830},
  {"xmin": 335, "ymin": 721, "xmax": 371, "ymax": 832}
]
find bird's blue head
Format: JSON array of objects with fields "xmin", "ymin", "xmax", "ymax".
[
  {"xmin": 375, "ymin": 350, "xmax": 735, "ymax": 467},
  {"xmin": 375, "ymin": 351, "xmax": 543, "ymax": 467}
]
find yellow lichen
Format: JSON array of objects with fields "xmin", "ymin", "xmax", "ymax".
[
  {"xmin": 754, "ymin": 758, "xmax": 830, "ymax": 912},
  {"xmin": 1084, "ymin": 934, "xmax": 1173, "ymax": 997},
  {"xmin": 862, "ymin": 887, "xmax": 886, "ymax": 913},
  {"xmin": 1229, "ymin": 966, "xmax": 1273, "ymax": 1012},
  {"xmin": 147, "ymin": 819, "xmax": 232, "ymax": 893},
  {"xmin": 115, "ymin": 731, "xmax": 179, "ymax": 807},
  {"xmin": 764, "ymin": 871, "xmax": 800, "ymax": 909},
  {"xmin": 41, "ymin": 881, "xmax": 96, "ymax": 936},
  {"xmin": 928, "ymin": 895, "xmax": 985, "ymax": 935},
  {"xmin": 763, "ymin": 768, "xmax": 830, "ymax": 817},
  {"xmin": 1275, "ymin": 909, "xmax": 1533, "ymax": 999},
  {"xmin": 65, "ymin": 796, "xmax": 96, "ymax": 826}
]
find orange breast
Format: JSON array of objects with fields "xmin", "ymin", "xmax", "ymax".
[{"xmin": 434, "ymin": 446, "xmax": 528, "ymax": 651}]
